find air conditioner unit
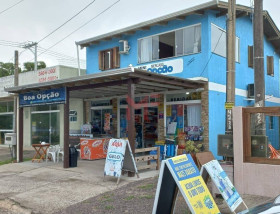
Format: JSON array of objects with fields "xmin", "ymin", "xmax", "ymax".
[
  {"xmin": 251, "ymin": 135, "xmax": 268, "ymax": 157},
  {"xmin": 217, "ymin": 134, "xmax": 233, "ymax": 157},
  {"xmin": 247, "ymin": 83, "xmax": 254, "ymax": 98},
  {"xmin": 119, "ymin": 40, "xmax": 130, "ymax": 54}
]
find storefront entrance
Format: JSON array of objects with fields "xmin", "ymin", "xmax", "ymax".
[
  {"xmin": 120, "ymin": 107, "xmax": 158, "ymax": 148},
  {"xmin": 91, "ymin": 108, "xmax": 113, "ymax": 136},
  {"xmin": 31, "ymin": 105, "xmax": 60, "ymax": 145}
]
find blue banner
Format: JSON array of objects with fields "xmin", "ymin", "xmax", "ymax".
[{"xmin": 19, "ymin": 87, "xmax": 66, "ymax": 107}]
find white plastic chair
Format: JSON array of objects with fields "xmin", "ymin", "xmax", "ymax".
[
  {"xmin": 46, "ymin": 145, "xmax": 57, "ymax": 163},
  {"xmin": 57, "ymin": 146, "xmax": 64, "ymax": 162}
]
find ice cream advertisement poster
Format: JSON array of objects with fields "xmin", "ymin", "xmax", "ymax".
[
  {"xmin": 104, "ymin": 139, "xmax": 127, "ymax": 178},
  {"xmin": 166, "ymin": 155, "xmax": 220, "ymax": 214},
  {"xmin": 203, "ymin": 160, "xmax": 243, "ymax": 212}
]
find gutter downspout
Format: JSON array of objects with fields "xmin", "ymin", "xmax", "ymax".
[{"xmin": 76, "ymin": 43, "xmax": 81, "ymax": 76}]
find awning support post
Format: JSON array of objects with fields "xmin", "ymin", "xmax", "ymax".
[
  {"xmin": 18, "ymin": 107, "xmax": 23, "ymax": 162},
  {"xmin": 64, "ymin": 88, "xmax": 69, "ymax": 168},
  {"xmin": 127, "ymin": 78, "xmax": 135, "ymax": 154}
]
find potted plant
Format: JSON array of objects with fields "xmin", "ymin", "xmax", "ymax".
[{"xmin": 185, "ymin": 140, "xmax": 203, "ymax": 165}]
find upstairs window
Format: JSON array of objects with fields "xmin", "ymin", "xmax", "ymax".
[
  {"xmin": 211, "ymin": 24, "xmax": 240, "ymax": 62},
  {"xmin": 248, "ymin": 45, "xmax": 254, "ymax": 68},
  {"xmin": 138, "ymin": 24, "xmax": 201, "ymax": 63},
  {"xmin": 98, "ymin": 47, "xmax": 120, "ymax": 71},
  {"xmin": 267, "ymin": 56, "xmax": 274, "ymax": 76}
]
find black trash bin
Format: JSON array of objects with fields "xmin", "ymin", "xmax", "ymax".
[{"xmin": 69, "ymin": 146, "xmax": 78, "ymax": 167}]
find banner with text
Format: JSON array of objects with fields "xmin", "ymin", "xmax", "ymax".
[
  {"xmin": 152, "ymin": 154, "xmax": 220, "ymax": 214},
  {"xmin": 19, "ymin": 87, "xmax": 66, "ymax": 107},
  {"xmin": 202, "ymin": 160, "xmax": 243, "ymax": 212},
  {"xmin": 135, "ymin": 58, "xmax": 183, "ymax": 75}
]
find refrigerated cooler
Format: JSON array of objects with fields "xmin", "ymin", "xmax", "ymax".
[{"xmin": 80, "ymin": 138, "xmax": 110, "ymax": 160}]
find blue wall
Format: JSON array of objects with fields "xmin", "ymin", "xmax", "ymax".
[{"xmin": 85, "ymin": 9, "xmax": 280, "ymax": 158}]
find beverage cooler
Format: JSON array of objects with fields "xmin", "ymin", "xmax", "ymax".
[{"xmin": 80, "ymin": 138, "xmax": 110, "ymax": 160}]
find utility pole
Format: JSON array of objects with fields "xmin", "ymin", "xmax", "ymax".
[
  {"xmin": 23, "ymin": 42, "xmax": 38, "ymax": 71},
  {"xmin": 253, "ymin": 0, "xmax": 265, "ymax": 135},
  {"xmin": 225, "ymin": 0, "xmax": 236, "ymax": 134},
  {"xmin": 13, "ymin": 50, "xmax": 19, "ymax": 159}
]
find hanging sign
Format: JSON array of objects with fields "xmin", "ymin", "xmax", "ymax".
[
  {"xmin": 135, "ymin": 59, "xmax": 183, "ymax": 75},
  {"xmin": 201, "ymin": 160, "xmax": 244, "ymax": 212},
  {"xmin": 225, "ymin": 102, "xmax": 234, "ymax": 110},
  {"xmin": 153, "ymin": 154, "xmax": 220, "ymax": 214},
  {"xmin": 104, "ymin": 139, "xmax": 138, "ymax": 184},
  {"xmin": 19, "ymin": 87, "xmax": 66, "ymax": 107}
]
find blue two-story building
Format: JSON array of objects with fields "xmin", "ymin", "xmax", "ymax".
[{"xmin": 76, "ymin": 1, "xmax": 280, "ymax": 158}]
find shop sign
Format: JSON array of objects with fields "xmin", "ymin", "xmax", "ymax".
[
  {"xmin": 153, "ymin": 154, "xmax": 220, "ymax": 214},
  {"xmin": 19, "ymin": 87, "xmax": 66, "ymax": 107},
  {"xmin": 104, "ymin": 139, "xmax": 138, "ymax": 184},
  {"xmin": 225, "ymin": 102, "xmax": 234, "ymax": 109},
  {"xmin": 135, "ymin": 58, "xmax": 183, "ymax": 75},
  {"xmin": 201, "ymin": 160, "xmax": 244, "ymax": 212}
]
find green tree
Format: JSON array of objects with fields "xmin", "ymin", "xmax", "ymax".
[
  {"xmin": 0, "ymin": 62, "xmax": 15, "ymax": 77},
  {"xmin": 22, "ymin": 61, "xmax": 46, "ymax": 72}
]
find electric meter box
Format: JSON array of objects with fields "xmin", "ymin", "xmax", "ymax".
[{"xmin": 5, "ymin": 133, "xmax": 16, "ymax": 145}]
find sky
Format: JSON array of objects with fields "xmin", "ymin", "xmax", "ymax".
[{"xmin": 0, "ymin": 0, "xmax": 279, "ymax": 70}]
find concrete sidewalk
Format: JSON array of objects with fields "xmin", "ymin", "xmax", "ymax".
[{"xmin": 0, "ymin": 159, "xmax": 158, "ymax": 214}]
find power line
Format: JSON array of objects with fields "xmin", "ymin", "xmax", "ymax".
[
  {"xmin": 35, "ymin": 0, "xmax": 120, "ymax": 59},
  {"xmin": 37, "ymin": 0, "xmax": 97, "ymax": 43},
  {"xmin": 0, "ymin": 0, "xmax": 25, "ymax": 16}
]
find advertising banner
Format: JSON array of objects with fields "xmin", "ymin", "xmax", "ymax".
[
  {"xmin": 104, "ymin": 139, "xmax": 138, "ymax": 184},
  {"xmin": 202, "ymin": 160, "xmax": 243, "ymax": 212},
  {"xmin": 153, "ymin": 154, "xmax": 220, "ymax": 214},
  {"xmin": 19, "ymin": 87, "xmax": 66, "ymax": 107},
  {"xmin": 135, "ymin": 58, "xmax": 183, "ymax": 75},
  {"xmin": 80, "ymin": 138, "xmax": 110, "ymax": 160}
]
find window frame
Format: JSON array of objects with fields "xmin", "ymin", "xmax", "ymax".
[
  {"xmin": 248, "ymin": 45, "xmax": 254, "ymax": 68},
  {"xmin": 211, "ymin": 23, "xmax": 240, "ymax": 63},
  {"xmin": 267, "ymin": 55, "xmax": 274, "ymax": 76},
  {"xmin": 98, "ymin": 47, "xmax": 120, "ymax": 71},
  {"xmin": 69, "ymin": 110, "xmax": 77, "ymax": 122},
  {"xmin": 137, "ymin": 23, "xmax": 202, "ymax": 64}
]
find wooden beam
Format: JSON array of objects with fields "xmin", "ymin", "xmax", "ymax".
[
  {"xmin": 68, "ymin": 78, "xmax": 140, "ymax": 91},
  {"xmin": 156, "ymin": 21, "xmax": 168, "ymax": 26},
  {"xmin": 124, "ymin": 31, "xmax": 136, "ymax": 35},
  {"xmin": 139, "ymin": 26, "xmax": 151, "ymax": 31},
  {"xmin": 268, "ymin": 36, "xmax": 280, "ymax": 41},
  {"xmin": 127, "ymin": 79, "xmax": 135, "ymax": 157},
  {"xmin": 19, "ymin": 107, "xmax": 23, "ymax": 162},
  {"xmin": 216, "ymin": 10, "xmax": 227, "ymax": 18},
  {"xmin": 140, "ymin": 80, "xmax": 183, "ymax": 90},
  {"xmin": 174, "ymin": 16, "xmax": 186, "ymax": 20},
  {"xmin": 236, "ymin": 11, "xmax": 248, "ymax": 18},
  {"xmin": 194, "ymin": 10, "xmax": 204, "ymax": 15},
  {"xmin": 63, "ymin": 88, "xmax": 69, "ymax": 168}
]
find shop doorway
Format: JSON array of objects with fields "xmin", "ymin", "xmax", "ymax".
[
  {"xmin": 120, "ymin": 107, "xmax": 158, "ymax": 148},
  {"xmin": 91, "ymin": 108, "xmax": 113, "ymax": 137},
  {"xmin": 31, "ymin": 105, "xmax": 60, "ymax": 145}
]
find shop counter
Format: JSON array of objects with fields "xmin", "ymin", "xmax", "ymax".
[{"xmin": 80, "ymin": 138, "xmax": 110, "ymax": 160}]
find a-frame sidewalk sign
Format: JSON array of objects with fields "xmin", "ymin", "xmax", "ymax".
[
  {"xmin": 201, "ymin": 160, "xmax": 248, "ymax": 214},
  {"xmin": 104, "ymin": 138, "xmax": 139, "ymax": 184},
  {"xmin": 152, "ymin": 154, "xmax": 220, "ymax": 214}
]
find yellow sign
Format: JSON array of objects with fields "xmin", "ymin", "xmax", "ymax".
[
  {"xmin": 225, "ymin": 102, "xmax": 234, "ymax": 110},
  {"xmin": 179, "ymin": 177, "xmax": 220, "ymax": 214},
  {"xmin": 166, "ymin": 105, "xmax": 171, "ymax": 117}
]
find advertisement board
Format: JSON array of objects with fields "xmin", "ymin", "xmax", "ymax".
[
  {"xmin": 153, "ymin": 154, "xmax": 220, "ymax": 214},
  {"xmin": 19, "ymin": 87, "xmax": 66, "ymax": 107},
  {"xmin": 104, "ymin": 139, "xmax": 138, "ymax": 184},
  {"xmin": 202, "ymin": 160, "xmax": 244, "ymax": 212},
  {"xmin": 80, "ymin": 138, "xmax": 110, "ymax": 160},
  {"xmin": 135, "ymin": 59, "xmax": 183, "ymax": 75}
]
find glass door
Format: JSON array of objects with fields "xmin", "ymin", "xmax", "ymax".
[
  {"xmin": 31, "ymin": 111, "xmax": 60, "ymax": 145},
  {"xmin": 91, "ymin": 109, "xmax": 113, "ymax": 136}
]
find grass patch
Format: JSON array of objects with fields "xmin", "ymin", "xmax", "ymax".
[
  {"xmin": 140, "ymin": 195, "xmax": 153, "ymax": 199},
  {"xmin": 105, "ymin": 205, "xmax": 113, "ymax": 210},
  {"xmin": 0, "ymin": 159, "xmax": 15, "ymax": 166},
  {"xmin": 124, "ymin": 195, "xmax": 135, "ymax": 201},
  {"xmin": 23, "ymin": 157, "xmax": 32, "ymax": 162},
  {"xmin": 100, "ymin": 193, "xmax": 113, "ymax": 203},
  {"xmin": 138, "ymin": 183, "xmax": 154, "ymax": 190}
]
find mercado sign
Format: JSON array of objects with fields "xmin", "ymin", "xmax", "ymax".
[
  {"xmin": 153, "ymin": 154, "xmax": 220, "ymax": 214},
  {"xmin": 104, "ymin": 139, "xmax": 138, "ymax": 184},
  {"xmin": 135, "ymin": 58, "xmax": 183, "ymax": 75},
  {"xmin": 201, "ymin": 160, "xmax": 244, "ymax": 212},
  {"xmin": 19, "ymin": 87, "xmax": 66, "ymax": 107}
]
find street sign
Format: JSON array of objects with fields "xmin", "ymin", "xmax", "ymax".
[{"xmin": 153, "ymin": 154, "xmax": 220, "ymax": 214}]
